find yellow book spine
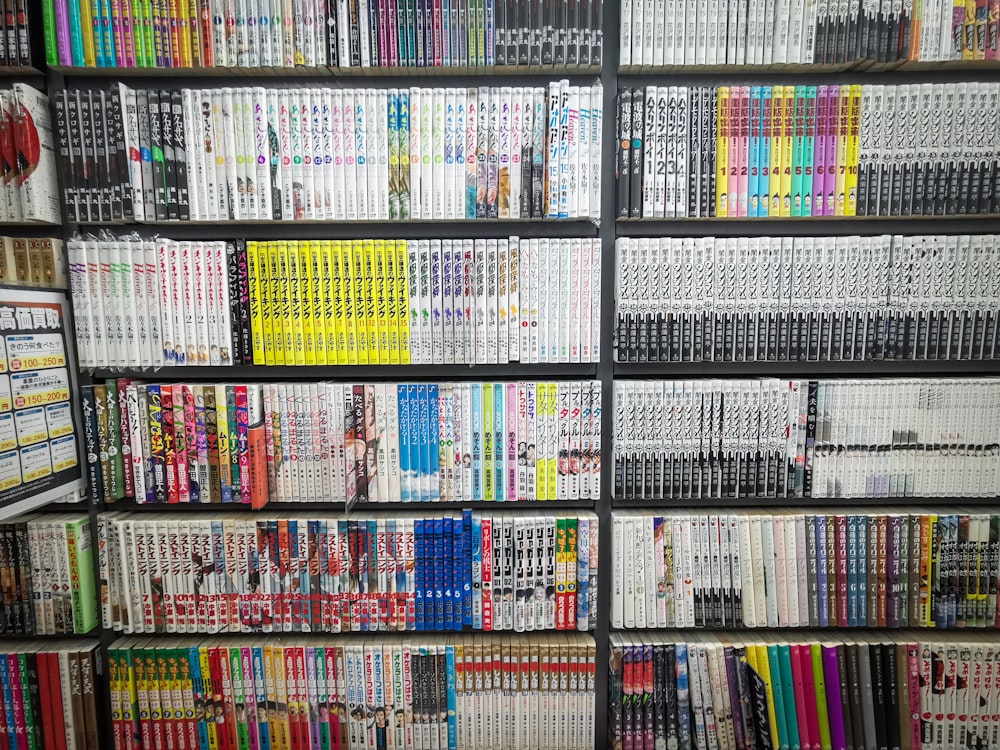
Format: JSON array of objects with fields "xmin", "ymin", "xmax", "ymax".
[
  {"xmin": 754, "ymin": 644, "xmax": 781, "ymax": 750},
  {"xmin": 396, "ymin": 240, "xmax": 411, "ymax": 365},
  {"xmin": 320, "ymin": 241, "xmax": 337, "ymax": 366},
  {"xmin": 199, "ymin": 648, "xmax": 218, "ymax": 750},
  {"xmin": 177, "ymin": 0, "xmax": 193, "ymax": 66},
  {"xmin": 845, "ymin": 85, "xmax": 862, "ymax": 217},
  {"xmin": 780, "ymin": 86, "xmax": 795, "ymax": 217},
  {"xmin": 80, "ymin": 0, "xmax": 97, "ymax": 67},
  {"xmin": 273, "ymin": 647, "xmax": 291, "ymax": 750},
  {"xmin": 382, "ymin": 239, "xmax": 401, "ymax": 364},
  {"xmin": 536, "ymin": 383, "xmax": 547, "ymax": 500},
  {"xmin": 546, "ymin": 382, "xmax": 558, "ymax": 499},
  {"xmin": 310, "ymin": 241, "xmax": 327, "ymax": 365},
  {"xmin": 770, "ymin": 87, "xmax": 784, "ymax": 217},
  {"xmin": 330, "ymin": 241, "xmax": 348, "ymax": 365},
  {"xmin": 964, "ymin": 0, "xmax": 976, "ymax": 57},
  {"xmin": 247, "ymin": 241, "xmax": 265, "ymax": 365},
  {"xmin": 277, "ymin": 242, "xmax": 294, "ymax": 363},
  {"xmin": 353, "ymin": 241, "xmax": 370, "ymax": 365},
  {"xmin": 301, "ymin": 243, "xmax": 317, "ymax": 366},
  {"xmin": 835, "ymin": 86, "xmax": 850, "ymax": 217},
  {"xmin": 269, "ymin": 243, "xmax": 286, "ymax": 366},
  {"xmin": 716, "ymin": 87, "xmax": 730, "ymax": 218},
  {"xmin": 375, "ymin": 240, "xmax": 399, "ymax": 365},
  {"xmin": 364, "ymin": 240, "xmax": 379, "ymax": 362},
  {"xmin": 290, "ymin": 242, "xmax": 307, "ymax": 366},
  {"xmin": 342, "ymin": 242, "xmax": 359, "ymax": 365}
]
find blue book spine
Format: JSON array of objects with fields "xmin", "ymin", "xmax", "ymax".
[
  {"xmin": 288, "ymin": 520, "xmax": 301, "ymax": 631},
  {"xmin": 446, "ymin": 645, "xmax": 458, "ymax": 750},
  {"xmin": 749, "ymin": 86, "xmax": 761, "ymax": 218},
  {"xmin": 577, "ymin": 517, "xmax": 589, "ymax": 631},
  {"xmin": 409, "ymin": 384, "xmax": 422, "ymax": 501},
  {"xmin": 459, "ymin": 513, "xmax": 470, "ymax": 627},
  {"xmin": 414, "ymin": 518, "xmax": 425, "ymax": 630},
  {"xmin": 847, "ymin": 515, "xmax": 858, "ymax": 627},
  {"xmin": 187, "ymin": 648, "xmax": 207, "ymax": 750},
  {"xmin": 65, "ymin": 0, "xmax": 85, "ymax": 66},
  {"xmin": 493, "ymin": 384, "xmax": 504, "ymax": 500},
  {"xmin": 857, "ymin": 514, "xmax": 868, "ymax": 625},
  {"xmin": 385, "ymin": 518, "xmax": 396, "ymax": 627},
  {"xmin": 442, "ymin": 516, "xmax": 454, "ymax": 630},
  {"xmin": 427, "ymin": 384, "xmax": 440, "ymax": 500},
  {"xmin": 759, "ymin": 87, "xmax": 772, "ymax": 218},
  {"xmin": 398, "ymin": 385, "xmax": 412, "ymax": 502},
  {"xmin": 816, "ymin": 516, "xmax": 829, "ymax": 627},
  {"xmin": 434, "ymin": 517, "xmax": 445, "ymax": 629},
  {"xmin": 252, "ymin": 647, "xmax": 271, "ymax": 750},
  {"xmin": 471, "ymin": 514, "xmax": 482, "ymax": 628},
  {"xmin": 337, "ymin": 520, "xmax": 350, "ymax": 628},
  {"xmin": 471, "ymin": 384, "xmax": 482, "ymax": 499},
  {"xmin": 366, "ymin": 520, "xmax": 378, "ymax": 632},
  {"xmin": 416, "ymin": 384, "xmax": 430, "ymax": 501},
  {"xmin": 675, "ymin": 645, "xmax": 691, "ymax": 750}
]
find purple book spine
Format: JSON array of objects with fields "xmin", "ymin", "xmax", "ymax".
[
  {"xmin": 814, "ymin": 85, "xmax": 828, "ymax": 216},
  {"xmin": 54, "ymin": 0, "xmax": 73, "ymax": 64},
  {"xmin": 825, "ymin": 87, "xmax": 839, "ymax": 216},
  {"xmin": 821, "ymin": 645, "xmax": 847, "ymax": 750},
  {"xmin": 387, "ymin": 0, "xmax": 399, "ymax": 67},
  {"xmin": 120, "ymin": 0, "xmax": 137, "ymax": 67},
  {"xmin": 724, "ymin": 647, "xmax": 746, "ymax": 749},
  {"xmin": 378, "ymin": 0, "xmax": 390, "ymax": 66}
]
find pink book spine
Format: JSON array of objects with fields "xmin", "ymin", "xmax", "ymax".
[
  {"xmin": 120, "ymin": 0, "xmax": 137, "ymax": 67},
  {"xmin": 825, "ymin": 86, "xmax": 839, "ymax": 216},
  {"xmin": 236, "ymin": 385, "xmax": 251, "ymax": 505},
  {"xmin": 907, "ymin": 644, "xmax": 923, "ymax": 750},
  {"xmin": 481, "ymin": 517, "xmax": 493, "ymax": 630},
  {"xmin": 377, "ymin": 0, "xmax": 389, "ymax": 66},
  {"xmin": 799, "ymin": 642, "xmax": 821, "ymax": 750},
  {"xmin": 507, "ymin": 382, "xmax": 517, "ymax": 500},
  {"xmin": 789, "ymin": 645, "xmax": 813, "ymax": 750},
  {"xmin": 986, "ymin": 0, "xmax": 999, "ymax": 59},
  {"xmin": 183, "ymin": 385, "xmax": 199, "ymax": 501},
  {"xmin": 738, "ymin": 87, "xmax": 751, "ymax": 217},
  {"xmin": 813, "ymin": 86, "xmax": 828, "ymax": 216},
  {"xmin": 110, "ymin": 0, "xmax": 126, "ymax": 65}
]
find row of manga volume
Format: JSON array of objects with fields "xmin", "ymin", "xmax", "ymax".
[
  {"xmin": 0, "ymin": 642, "xmax": 101, "ymax": 750},
  {"xmin": 0, "ymin": 513, "xmax": 96, "ymax": 636},
  {"xmin": 88, "ymin": 379, "xmax": 602, "ymax": 506},
  {"xmin": 0, "ymin": 1, "xmax": 30, "ymax": 67},
  {"xmin": 611, "ymin": 510, "xmax": 1000, "ymax": 631},
  {"xmin": 608, "ymin": 633, "xmax": 1000, "ymax": 750},
  {"xmin": 108, "ymin": 634, "xmax": 598, "ymax": 750},
  {"xmin": 328, "ymin": 0, "xmax": 604, "ymax": 68},
  {"xmin": 0, "ymin": 84, "xmax": 60, "ymax": 225},
  {"xmin": 614, "ymin": 235, "xmax": 1000, "ymax": 364},
  {"xmin": 56, "ymin": 83, "xmax": 604, "ymax": 224},
  {"xmin": 47, "ymin": 0, "xmax": 331, "ymax": 69},
  {"xmin": 98, "ymin": 511, "xmax": 598, "ymax": 634},
  {"xmin": 612, "ymin": 378, "xmax": 1000, "ymax": 501},
  {"xmin": 69, "ymin": 235, "xmax": 603, "ymax": 371},
  {"xmin": 616, "ymin": 82, "xmax": 1000, "ymax": 219},
  {"xmin": 619, "ymin": 0, "xmax": 1000, "ymax": 68}
]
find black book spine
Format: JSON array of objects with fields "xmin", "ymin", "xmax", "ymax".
[
  {"xmin": 748, "ymin": 667, "xmax": 774, "ymax": 750},
  {"xmin": 53, "ymin": 90, "xmax": 76, "ymax": 221},
  {"xmin": 92, "ymin": 90, "xmax": 113, "ymax": 222},
  {"xmin": 518, "ymin": 0, "xmax": 531, "ymax": 64},
  {"xmin": 147, "ymin": 91, "xmax": 168, "ymax": 221},
  {"xmin": 160, "ymin": 90, "xmax": 178, "ymax": 221},
  {"xmin": 328, "ymin": 0, "xmax": 339, "ymax": 66},
  {"xmin": 567, "ymin": 0, "xmax": 579, "ymax": 64},
  {"xmin": 113, "ymin": 89, "xmax": 133, "ymax": 220},
  {"xmin": 617, "ymin": 89, "xmax": 631, "ymax": 218},
  {"xmin": 77, "ymin": 90, "xmax": 97, "ymax": 222},
  {"xmin": 172, "ymin": 90, "xmax": 190, "ymax": 221},
  {"xmin": 495, "ymin": 0, "xmax": 507, "ymax": 64},
  {"xmin": 609, "ymin": 643, "xmax": 623, "ymax": 748},
  {"xmin": 689, "ymin": 86, "xmax": 701, "ymax": 218},
  {"xmin": 530, "ymin": 0, "xmax": 542, "ymax": 65},
  {"xmin": 554, "ymin": 0, "xmax": 568, "ymax": 64},
  {"xmin": 803, "ymin": 381, "xmax": 818, "ymax": 497},
  {"xmin": 884, "ymin": 644, "xmax": 902, "ymax": 750},
  {"xmin": 102, "ymin": 90, "xmax": 123, "ymax": 222},
  {"xmin": 14, "ymin": 522, "xmax": 29, "ymax": 634},
  {"xmin": 836, "ymin": 644, "xmax": 855, "ymax": 750},
  {"xmin": 871, "ymin": 643, "xmax": 889, "ymax": 750},
  {"xmin": 578, "ymin": 0, "xmax": 591, "ymax": 65},
  {"xmin": 629, "ymin": 90, "xmax": 644, "ymax": 218},
  {"xmin": 237, "ymin": 239, "xmax": 252, "ymax": 364},
  {"xmin": 846, "ymin": 644, "xmax": 867, "ymax": 750},
  {"xmin": 591, "ymin": 0, "xmax": 602, "ymax": 64},
  {"xmin": 68, "ymin": 90, "xmax": 90, "ymax": 222},
  {"xmin": 81, "ymin": 387, "xmax": 104, "ymax": 506},
  {"xmin": 541, "ymin": 0, "xmax": 554, "ymax": 64}
]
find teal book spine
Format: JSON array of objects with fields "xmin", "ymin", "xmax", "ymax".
[
  {"xmin": 66, "ymin": 0, "xmax": 86, "ymax": 65},
  {"xmin": 803, "ymin": 86, "xmax": 817, "ymax": 216},
  {"xmin": 446, "ymin": 645, "xmax": 457, "ymax": 750},
  {"xmin": 768, "ymin": 644, "xmax": 790, "ymax": 750},
  {"xmin": 749, "ymin": 86, "xmax": 761, "ymax": 217},
  {"xmin": 778, "ymin": 644, "xmax": 801, "ymax": 750},
  {"xmin": 759, "ymin": 86, "xmax": 772, "ymax": 217}
]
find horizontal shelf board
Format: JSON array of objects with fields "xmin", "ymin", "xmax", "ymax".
[
  {"xmin": 0, "ymin": 221, "xmax": 60, "ymax": 229},
  {"xmin": 613, "ymin": 496, "xmax": 1000, "ymax": 508},
  {"xmin": 0, "ymin": 66, "xmax": 44, "ymax": 76},
  {"xmin": 88, "ymin": 363, "xmax": 599, "ymax": 380},
  {"xmin": 609, "ymin": 626, "xmax": 999, "ymax": 635},
  {"xmin": 106, "ymin": 499, "xmax": 596, "ymax": 512},
  {"xmin": 618, "ymin": 62, "xmax": 1000, "ymax": 83},
  {"xmin": 54, "ymin": 63, "xmax": 600, "ymax": 76},
  {"xmin": 614, "ymin": 360, "xmax": 1000, "ymax": 377},
  {"xmin": 73, "ymin": 219, "xmax": 600, "ymax": 240}
]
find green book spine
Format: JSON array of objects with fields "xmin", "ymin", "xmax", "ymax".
[
  {"xmin": 106, "ymin": 378, "xmax": 125, "ymax": 499},
  {"xmin": 316, "ymin": 647, "xmax": 331, "ymax": 750},
  {"xmin": 42, "ymin": 0, "xmax": 59, "ymax": 64},
  {"xmin": 482, "ymin": 383, "xmax": 493, "ymax": 501},
  {"xmin": 810, "ymin": 644, "xmax": 832, "ymax": 750},
  {"xmin": 777, "ymin": 644, "xmax": 801, "ymax": 750},
  {"xmin": 767, "ymin": 644, "xmax": 790, "ymax": 750}
]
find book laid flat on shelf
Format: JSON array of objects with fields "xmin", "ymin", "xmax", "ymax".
[
  {"xmin": 109, "ymin": 634, "xmax": 597, "ymax": 750},
  {"xmin": 619, "ymin": 0, "xmax": 1000, "ymax": 66},
  {"xmin": 609, "ymin": 633, "xmax": 1000, "ymax": 750},
  {"xmin": 68, "ymin": 235, "xmax": 602, "ymax": 370},
  {"xmin": 55, "ymin": 83, "xmax": 604, "ymax": 223},
  {"xmin": 97, "ymin": 511, "xmax": 599, "ymax": 634},
  {"xmin": 85, "ymin": 379, "xmax": 602, "ymax": 505},
  {"xmin": 611, "ymin": 510, "xmax": 1000, "ymax": 630},
  {"xmin": 613, "ymin": 378, "xmax": 1000, "ymax": 501},
  {"xmin": 44, "ymin": 0, "xmax": 604, "ymax": 70},
  {"xmin": 616, "ymin": 82, "xmax": 1000, "ymax": 219},
  {"xmin": 614, "ymin": 234, "xmax": 1000, "ymax": 363}
]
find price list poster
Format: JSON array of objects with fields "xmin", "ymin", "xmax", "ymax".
[{"xmin": 0, "ymin": 288, "xmax": 83, "ymax": 517}]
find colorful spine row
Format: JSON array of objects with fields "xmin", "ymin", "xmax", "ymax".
[
  {"xmin": 614, "ymin": 234, "xmax": 1000, "ymax": 364},
  {"xmin": 99, "ymin": 511, "xmax": 598, "ymax": 634},
  {"xmin": 109, "ymin": 635, "xmax": 597, "ymax": 750},
  {"xmin": 613, "ymin": 378, "xmax": 1000, "ymax": 501},
  {"xmin": 57, "ymin": 83, "xmax": 604, "ymax": 223},
  {"xmin": 610, "ymin": 634, "xmax": 1000, "ymax": 750},
  {"xmin": 612, "ymin": 510, "xmax": 1000, "ymax": 630}
]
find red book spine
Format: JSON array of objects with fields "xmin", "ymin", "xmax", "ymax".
[
  {"xmin": 161, "ymin": 385, "xmax": 179, "ymax": 503},
  {"xmin": 235, "ymin": 385, "xmax": 251, "ymax": 505},
  {"xmin": 907, "ymin": 644, "xmax": 923, "ymax": 750},
  {"xmin": 481, "ymin": 517, "xmax": 493, "ymax": 631},
  {"xmin": 46, "ymin": 652, "xmax": 68, "ymax": 750}
]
